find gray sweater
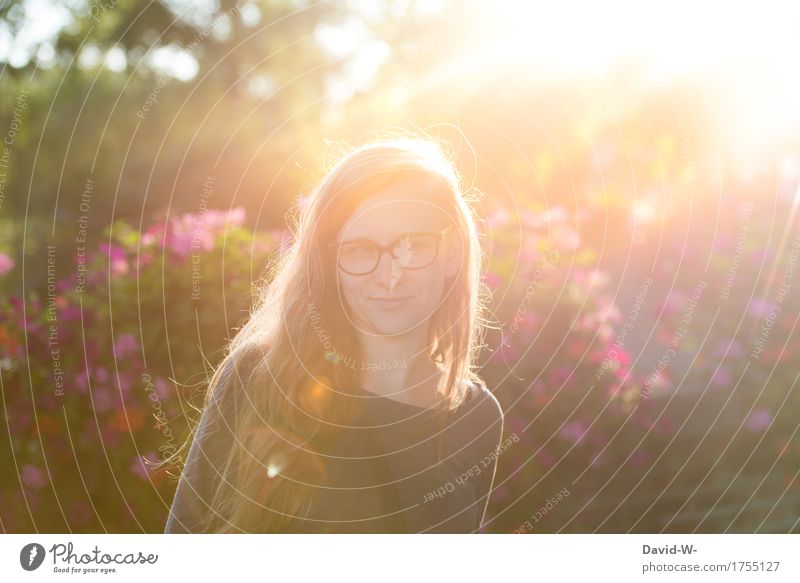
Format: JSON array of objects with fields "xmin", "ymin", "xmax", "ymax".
[{"xmin": 165, "ymin": 376, "xmax": 504, "ymax": 533}]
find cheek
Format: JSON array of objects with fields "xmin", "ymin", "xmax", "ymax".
[
  {"xmin": 413, "ymin": 269, "xmax": 447, "ymax": 309},
  {"xmin": 337, "ymin": 274, "xmax": 363, "ymax": 308}
]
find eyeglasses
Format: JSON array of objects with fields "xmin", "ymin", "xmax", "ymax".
[{"xmin": 329, "ymin": 225, "xmax": 453, "ymax": 276}]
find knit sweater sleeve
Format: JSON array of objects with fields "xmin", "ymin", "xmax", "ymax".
[
  {"xmin": 164, "ymin": 360, "xmax": 240, "ymax": 533},
  {"xmin": 472, "ymin": 382, "xmax": 504, "ymax": 532}
]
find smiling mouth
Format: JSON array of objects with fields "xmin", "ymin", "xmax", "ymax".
[{"xmin": 369, "ymin": 296, "xmax": 413, "ymax": 308}]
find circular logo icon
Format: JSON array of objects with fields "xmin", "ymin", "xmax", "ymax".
[{"xmin": 20, "ymin": 543, "xmax": 46, "ymax": 571}]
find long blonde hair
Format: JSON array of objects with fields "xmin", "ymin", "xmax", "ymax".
[{"xmin": 163, "ymin": 134, "xmax": 490, "ymax": 532}]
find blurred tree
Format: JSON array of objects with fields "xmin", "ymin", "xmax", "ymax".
[{"xmin": 0, "ymin": 0, "xmax": 355, "ymax": 293}]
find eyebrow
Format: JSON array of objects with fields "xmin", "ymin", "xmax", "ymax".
[
  {"xmin": 338, "ymin": 231, "xmax": 435, "ymax": 245},
  {"xmin": 338, "ymin": 236, "xmax": 373, "ymax": 245},
  {"xmin": 339, "ymin": 231, "xmax": 436, "ymax": 245}
]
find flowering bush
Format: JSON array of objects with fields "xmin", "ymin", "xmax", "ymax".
[
  {"xmin": 481, "ymin": 192, "xmax": 800, "ymax": 532},
  {"xmin": 0, "ymin": 208, "xmax": 279, "ymax": 532},
  {"xmin": 1, "ymin": 197, "xmax": 797, "ymax": 533}
]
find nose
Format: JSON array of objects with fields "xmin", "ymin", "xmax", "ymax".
[{"xmin": 374, "ymin": 249, "xmax": 402, "ymax": 290}]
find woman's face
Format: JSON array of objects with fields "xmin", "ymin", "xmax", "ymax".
[{"xmin": 333, "ymin": 182, "xmax": 460, "ymax": 338}]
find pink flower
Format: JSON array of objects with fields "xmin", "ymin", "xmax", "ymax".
[
  {"xmin": 21, "ymin": 464, "xmax": 46, "ymax": 490},
  {"xmin": 101, "ymin": 425, "xmax": 121, "ymax": 448},
  {"xmin": 520, "ymin": 237, "xmax": 543, "ymax": 263},
  {"xmin": 528, "ymin": 379, "xmax": 547, "ymax": 396},
  {"xmin": 141, "ymin": 222, "xmax": 166, "ymax": 247},
  {"xmin": 711, "ymin": 366, "xmax": 732, "ymax": 388},
  {"xmin": 748, "ymin": 298, "xmax": 776, "ymax": 318},
  {"xmin": 611, "ymin": 346, "xmax": 632, "ymax": 367},
  {"xmin": 100, "ymin": 242, "xmax": 126, "ymax": 262},
  {"xmin": 0, "ymin": 253, "xmax": 14, "ymax": 275},
  {"xmin": 95, "ymin": 366, "xmax": 109, "ymax": 384},
  {"xmin": 746, "ymin": 409, "xmax": 772, "ymax": 432},
  {"xmin": 223, "ymin": 207, "xmax": 246, "ymax": 227},
  {"xmin": 713, "ymin": 338, "xmax": 744, "ymax": 358},
  {"xmin": 515, "ymin": 311, "xmax": 538, "ymax": 336},
  {"xmin": 539, "ymin": 206, "xmax": 568, "ymax": 224},
  {"xmin": 100, "ymin": 242, "xmax": 129, "ymax": 275},
  {"xmin": 559, "ymin": 420, "xmax": 589, "ymax": 444},
  {"xmin": 117, "ymin": 372, "xmax": 133, "ymax": 396},
  {"xmin": 59, "ymin": 305, "xmax": 81, "ymax": 321},
  {"xmin": 296, "ymin": 195, "xmax": 312, "ymax": 211},
  {"xmin": 586, "ymin": 269, "xmax": 610, "ymax": 291},
  {"xmin": 93, "ymin": 388, "xmax": 115, "ymax": 413},
  {"xmin": 482, "ymin": 271, "xmax": 502, "ymax": 290},
  {"xmin": 509, "ymin": 416, "xmax": 528, "ymax": 436},
  {"xmin": 486, "ymin": 207, "xmax": 511, "ymax": 229},
  {"xmin": 113, "ymin": 334, "xmax": 138, "ymax": 359},
  {"xmin": 587, "ymin": 348, "xmax": 606, "ymax": 365},
  {"xmin": 74, "ymin": 369, "xmax": 90, "ymax": 394},
  {"xmin": 8, "ymin": 410, "xmax": 31, "ymax": 433},
  {"xmin": 131, "ymin": 452, "xmax": 158, "ymax": 480},
  {"xmin": 614, "ymin": 366, "xmax": 631, "ymax": 382},
  {"xmin": 662, "ymin": 290, "xmax": 687, "ymax": 318},
  {"xmin": 714, "ymin": 234, "xmax": 732, "ymax": 252},
  {"xmin": 26, "ymin": 321, "xmax": 43, "ymax": 337},
  {"xmin": 643, "ymin": 370, "xmax": 671, "ymax": 394},
  {"xmin": 154, "ymin": 376, "xmax": 171, "ymax": 400},
  {"xmin": 489, "ymin": 485, "xmax": 510, "ymax": 503},
  {"xmin": 166, "ymin": 214, "xmax": 204, "ymax": 258},
  {"xmin": 166, "ymin": 207, "xmax": 246, "ymax": 260}
]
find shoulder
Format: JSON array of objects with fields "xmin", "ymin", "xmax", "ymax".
[
  {"xmin": 465, "ymin": 379, "xmax": 504, "ymax": 436},
  {"xmin": 467, "ymin": 379, "xmax": 503, "ymax": 415},
  {"xmin": 207, "ymin": 347, "xmax": 262, "ymax": 418}
]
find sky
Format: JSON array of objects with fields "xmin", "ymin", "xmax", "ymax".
[{"xmin": 2, "ymin": 0, "xmax": 800, "ymax": 160}]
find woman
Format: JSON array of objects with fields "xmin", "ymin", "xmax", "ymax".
[{"xmin": 163, "ymin": 135, "xmax": 504, "ymax": 533}]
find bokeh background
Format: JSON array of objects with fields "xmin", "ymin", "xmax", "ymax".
[{"xmin": 1, "ymin": 0, "xmax": 799, "ymax": 533}]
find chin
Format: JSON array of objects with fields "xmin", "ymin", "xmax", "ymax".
[
  {"xmin": 363, "ymin": 313, "xmax": 423, "ymax": 335},
  {"xmin": 370, "ymin": 321, "xmax": 418, "ymax": 336}
]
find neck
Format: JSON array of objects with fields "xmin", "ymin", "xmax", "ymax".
[{"xmin": 357, "ymin": 326, "xmax": 445, "ymax": 404}]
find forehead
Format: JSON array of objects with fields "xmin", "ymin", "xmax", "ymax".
[{"xmin": 338, "ymin": 180, "xmax": 450, "ymax": 243}]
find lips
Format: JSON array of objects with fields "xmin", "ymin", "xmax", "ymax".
[{"xmin": 369, "ymin": 296, "xmax": 412, "ymax": 309}]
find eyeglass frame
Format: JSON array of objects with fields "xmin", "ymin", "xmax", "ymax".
[{"xmin": 328, "ymin": 225, "xmax": 454, "ymax": 276}]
